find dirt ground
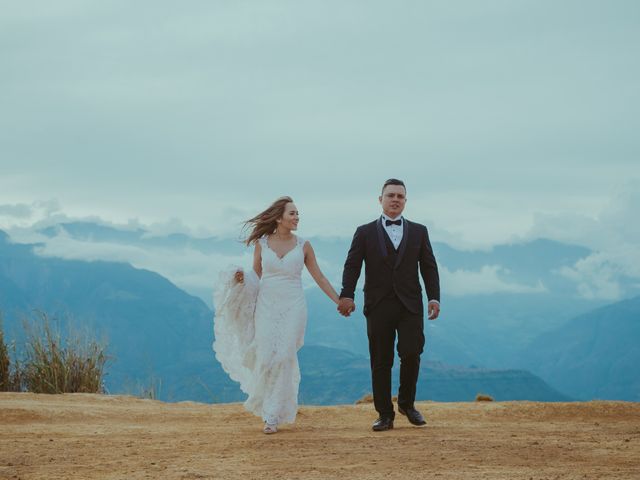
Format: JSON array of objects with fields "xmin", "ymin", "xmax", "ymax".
[{"xmin": 1, "ymin": 393, "xmax": 639, "ymax": 480}]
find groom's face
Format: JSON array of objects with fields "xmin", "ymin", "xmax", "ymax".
[{"xmin": 379, "ymin": 185, "xmax": 406, "ymax": 218}]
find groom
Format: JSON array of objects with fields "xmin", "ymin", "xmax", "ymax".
[{"xmin": 338, "ymin": 178, "xmax": 440, "ymax": 431}]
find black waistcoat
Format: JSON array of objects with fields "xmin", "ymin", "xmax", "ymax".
[{"xmin": 383, "ymin": 230, "xmax": 398, "ymax": 260}]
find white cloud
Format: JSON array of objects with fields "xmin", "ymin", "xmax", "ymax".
[
  {"xmin": 528, "ymin": 180, "xmax": 640, "ymax": 300},
  {"xmin": 33, "ymin": 231, "xmax": 253, "ymax": 302},
  {"xmin": 25, "ymin": 223, "xmax": 347, "ymax": 303},
  {"xmin": 0, "ymin": 203, "xmax": 32, "ymax": 218},
  {"xmin": 557, "ymin": 257, "xmax": 623, "ymax": 301},
  {"xmin": 441, "ymin": 265, "xmax": 547, "ymax": 297},
  {"xmin": 0, "ymin": 199, "xmax": 62, "ymax": 228}
]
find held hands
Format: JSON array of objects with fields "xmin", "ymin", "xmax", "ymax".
[
  {"xmin": 337, "ymin": 297, "xmax": 356, "ymax": 317},
  {"xmin": 234, "ymin": 269, "xmax": 244, "ymax": 284}
]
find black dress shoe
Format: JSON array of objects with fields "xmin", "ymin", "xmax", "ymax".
[
  {"xmin": 372, "ymin": 416, "xmax": 394, "ymax": 431},
  {"xmin": 398, "ymin": 406, "xmax": 427, "ymax": 426}
]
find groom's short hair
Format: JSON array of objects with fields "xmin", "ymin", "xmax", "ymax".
[{"xmin": 382, "ymin": 178, "xmax": 406, "ymax": 194}]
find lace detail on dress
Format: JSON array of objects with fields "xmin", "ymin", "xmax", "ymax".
[{"xmin": 213, "ymin": 235, "xmax": 307, "ymax": 424}]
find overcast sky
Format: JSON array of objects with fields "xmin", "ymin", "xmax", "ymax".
[{"xmin": 1, "ymin": 0, "xmax": 639, "ymax": 248}]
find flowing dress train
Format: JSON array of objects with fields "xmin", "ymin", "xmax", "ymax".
[{"xmin": 213, "ymin": 236, "xmax": 307, "ymax": 424}]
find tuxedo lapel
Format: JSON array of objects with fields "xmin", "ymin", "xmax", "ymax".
[
  {"xmin": 393, "ymin": 219, "xmax": 409, "ymax": 269},
  {"xmin": 375, "ymin": 218, "xmax": 392, "ymax": 266}
]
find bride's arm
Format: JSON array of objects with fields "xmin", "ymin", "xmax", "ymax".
[
  {"xmin": 253, "ymin": 241, "xmax": 263, "ymax": 279},
  {"xmin": 234, "ymin": 242, "xmax": 263, "ymax": 283},
  {"xmin": 303, "ymin": 241, "xmax": 339, "ymax": 305}
]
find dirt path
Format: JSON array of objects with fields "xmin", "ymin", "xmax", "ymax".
[{"xmin": 1, "ymin": 393, "xmax": 639, "ymax": 479}]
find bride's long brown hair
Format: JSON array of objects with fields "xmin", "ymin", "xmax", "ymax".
[{"xmin": 242, "ymin": 196, "xmax": 294, "ymax": 246}]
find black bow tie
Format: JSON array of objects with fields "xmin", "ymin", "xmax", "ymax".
[{"xmin": 385, "ymin": 219, "xmax": 401, "ymax": 226}]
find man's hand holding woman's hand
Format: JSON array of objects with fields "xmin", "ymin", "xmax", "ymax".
[{"xmin": 337, "ymin": 297, "xmax": 356, "ymax": 317}]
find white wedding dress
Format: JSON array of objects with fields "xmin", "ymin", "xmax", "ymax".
[{"xmin": 213, "ymin": 235, "xmax": 307, "ymax": 424}]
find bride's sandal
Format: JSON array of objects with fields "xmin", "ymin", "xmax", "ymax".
[{"xmin": 263, "ymin": 422, "xmax": 278, "ymax": 434}]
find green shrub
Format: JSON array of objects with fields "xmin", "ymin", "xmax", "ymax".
[{"xmin": 21, "ymin": 311, "xmax": 109, "ymax": 394}]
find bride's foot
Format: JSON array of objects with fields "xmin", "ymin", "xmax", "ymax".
[{"xmin": 263, "ymin": 422, "xmax": 278, "ymax": 434}]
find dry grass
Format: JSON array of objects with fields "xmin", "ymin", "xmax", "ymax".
[
  {"xmin": 0, "ymin": 315, "xmax": 21, "ymax": 392},
  {"xmin": 0, "ymin": 321, "xmax": 10, "ymax": 390},
  {"xmin": 476, "ymin": 393, "xmax": 495, "ymax": 401},
  {"xmin": 1, "ymin": 311, "xmax": 109, "ymax": 394},
  {"xmin": 21, "ymin": 312, "xmax": 108, "ymax": 394},
  {"xmin": 355, "ymin": 393, "xmax": 373, "ymax": 404}
]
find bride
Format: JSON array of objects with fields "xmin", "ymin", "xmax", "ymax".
[{"xmin": 213, "ymin": 196, "xmax": 340, "ymax": 434}]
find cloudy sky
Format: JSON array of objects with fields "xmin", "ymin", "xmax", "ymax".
[{"xmin": 1, "ymin": 0, "xmax": 639, "ymax": 251}]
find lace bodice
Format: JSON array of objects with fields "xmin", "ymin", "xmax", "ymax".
[{"xmin": 258, "ymin": 235, "xmax": 306, "ymax": 282}]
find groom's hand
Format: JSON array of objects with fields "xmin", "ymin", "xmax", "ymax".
[
  {"xmin": 338, "ymin": 297, "xmax": 356, "ymax": 317},
  {"xmin": 428, "ymin": 301, "xmax": 440, "ymax": 320}
]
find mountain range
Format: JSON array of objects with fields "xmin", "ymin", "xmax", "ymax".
[
  {"xmin": 523, "ymin": 295, "xmax": 640, "ymax": 401},
  {"xmin": 30, "ymin": 221, "xmax": 621, "ymax": 367},
  {"xmin": 1, "ymin": 226, "xmax": 638, "ymax": 401}
]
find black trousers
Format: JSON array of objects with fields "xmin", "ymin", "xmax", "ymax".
[{"xmin": 366, "ymin": 294, "xmax": 425, "ymax": 417}]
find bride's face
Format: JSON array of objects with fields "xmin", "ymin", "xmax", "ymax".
[{"xmin": 279, "ymin": 202, "xmax": 299, "ymax": 231}]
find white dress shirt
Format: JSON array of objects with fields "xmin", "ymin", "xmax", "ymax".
[{"xmin": 381, "ymin": 213, "xmax": 403, "ymax": 250}]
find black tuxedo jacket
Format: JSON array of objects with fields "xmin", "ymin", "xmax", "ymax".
[{"xmin": 340, "ymin": 217, "xmax": 440, "ymax": 316}]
